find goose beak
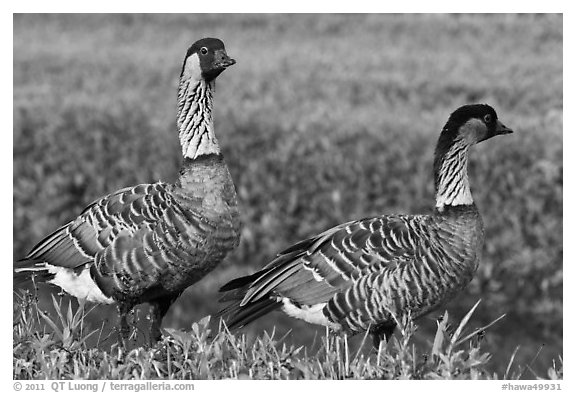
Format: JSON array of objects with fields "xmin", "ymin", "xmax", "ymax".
[
  {"xmin": 203, "ymin": 50, "xmax": 236, "ymax": 82},
  {"xmin": 496, "ymin": 120, "xmax": 513, "ymax": 135},
  {"xmin": 215, "ymin": 50, "xmax": 236, "ymax": 69}
]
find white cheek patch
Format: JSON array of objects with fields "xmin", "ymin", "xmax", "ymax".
[
  {"xmin": 48, "ymin": 265, "xmax": 115, "ymax": 304},
  {"xmin": 459, "ymin": 118, "xmax": 487, "ymax": 143},
  {"xmin": 182, "ymin": 53, "xmax": 202, "ymax": 81}
]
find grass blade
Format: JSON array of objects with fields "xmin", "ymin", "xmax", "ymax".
[
  {"xmin": 448, "ymin": 299, "xmax": 481, "ymax": 354},
  {"xmin": 454, "ymin": 313, "xmax": 506, "ymax": 347},
  {"xmin": 38, "ymin": 309, "xmax": 63, "ymax": 342},
  {"xmin": 504, "ymin": 345, "xmax": 521, "ymax": 379},
  {"xmin": 432, "ymin": 310, "xmax": 449, "ymax": 357}
]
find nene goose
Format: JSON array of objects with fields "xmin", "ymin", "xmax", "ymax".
[
  {"xmin": 14, "ymin": 38, "xmax": 241, "ymax": 344},
  {"xmin": 219, "ymin": 104, "xmax": 512, "ymax": 346}
]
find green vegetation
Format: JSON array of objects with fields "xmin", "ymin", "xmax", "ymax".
[
  {"xmin": 13, "ymin": 14, "xmax": 562, "ymax": 379},
  {"xmin": 13, "ymin": 293, "xmax": 562, "ymax": 379}
]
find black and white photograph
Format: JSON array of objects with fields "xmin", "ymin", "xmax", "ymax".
[{"xmin": 12, "ymin": 13, "xmax": 563, "ymax": 382}]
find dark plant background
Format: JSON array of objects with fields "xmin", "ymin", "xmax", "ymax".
[{"xmin": 13, "ymin": 14, "xmax": 562, "ymax": 377}]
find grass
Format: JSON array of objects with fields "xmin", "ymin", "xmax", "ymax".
[
  {"xmin": 12, "ymin": 293, "xmax": 562, "ymax": 380},
  {"xmin": 13, "ymin": 14, "xmax": 562, "ymax": 378}
]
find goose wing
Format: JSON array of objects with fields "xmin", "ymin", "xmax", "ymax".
[
  {"xmin": 220, "ymin": 214, "xmax": 431, "ymax": 328},
  {"xmin": 15, "ymin": 183, "xmax": 204, "ymax": 297}
]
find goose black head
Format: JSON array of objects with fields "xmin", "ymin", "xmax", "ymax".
[
  {"xmin": 181, "ymin": 38, "xmax": 236, "ymax": 82},
  {"xmin": 433, "ymin": 104, "xmax": 513, "ymax": 184},
  {"xmin": 438, "ymin": 104, "xmax": 513, "ymax": 148}
]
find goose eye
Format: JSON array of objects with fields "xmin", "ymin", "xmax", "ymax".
[
  {"xmin": 200, "ymin": 47, "xmax": 208, "ymax": 55},
  {"xmin": 483, "ymin": 114, "xmax": 492, "ymax": 124}
]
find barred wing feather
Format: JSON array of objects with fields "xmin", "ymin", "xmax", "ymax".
[
  {"xmin": 16, "ymin": 183, "xmax": 203, "ymax": 298},
  {"xmin": 221, "ymin": 215, "xmax": 432, "ymax": 329}
]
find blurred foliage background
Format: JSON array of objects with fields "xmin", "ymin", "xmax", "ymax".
[{"xmin": 13, "ymin": 14, "xmax": 562, "ymax": 377}]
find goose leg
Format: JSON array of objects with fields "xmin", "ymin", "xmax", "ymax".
[
  {"xmin": 118, "ymin": 303, "xmax": 134, "ymax": 348},
  {"xmin": 150, "ymin": 296, "xmax": 177, "ymax": 344},
  {"xmin": 371, "ymin": 323, "xmax": 396, "ymax": 349}
]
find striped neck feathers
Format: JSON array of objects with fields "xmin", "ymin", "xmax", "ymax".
[
  {"xmin": 433, "ymin": 134, "xmax": 474, "ymax": 212},
  {"xmin": 177, "ymin": 77, "xmax": 220, "ymax": 160}
]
